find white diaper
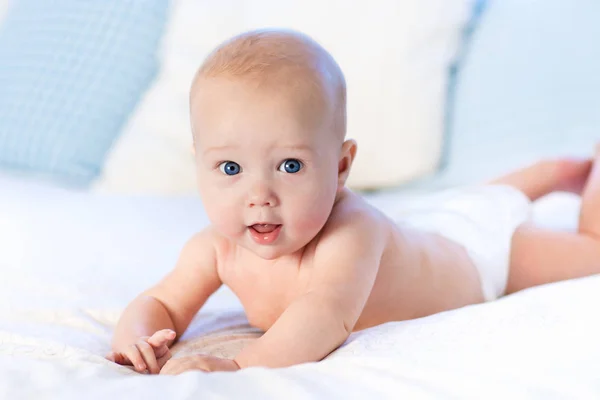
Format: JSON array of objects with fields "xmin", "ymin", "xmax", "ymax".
[{"xmin": 395, "ymin": 184, "xmax": 531, "ymax": 301}]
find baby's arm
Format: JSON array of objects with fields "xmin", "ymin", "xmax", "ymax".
[
  {"xmin": 234, "ymin": 211, "xmax": 385, "ymax": 368},
  {"xmin": 110, "ymin": 229, "xmax": 222, "ymax": 373}
]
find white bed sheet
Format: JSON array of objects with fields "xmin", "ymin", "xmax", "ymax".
[{"xmin": 1, "ymin": 174, "xmax": 600, "ymax": 399}]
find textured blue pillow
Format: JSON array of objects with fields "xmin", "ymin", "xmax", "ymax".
[{"xmin": 0, "ymin": 0, "xmax": 169, "ymax": 186}]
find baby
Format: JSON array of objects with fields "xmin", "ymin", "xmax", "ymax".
[{"xmin": 107, "ymin": 29, "xmax": 600, "ymax": 375}]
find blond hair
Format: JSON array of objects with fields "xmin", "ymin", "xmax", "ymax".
[{"xmin": 191, "ymin": 29, "xmax": 346, "ymax": 139}]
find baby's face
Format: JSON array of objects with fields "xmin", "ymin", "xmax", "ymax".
[{"xmin": 191, "ymin": 79, "xmax": 341, "ymax": 260}]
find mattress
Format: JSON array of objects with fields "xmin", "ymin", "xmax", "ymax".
[{"xmin": 1, "ymin": 174, "xmax": 599, "ymax": 399}]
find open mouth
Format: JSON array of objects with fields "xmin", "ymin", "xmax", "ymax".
[{"xmin": 248, "ymin": 224, "xmax": 282, "ymax": 244}]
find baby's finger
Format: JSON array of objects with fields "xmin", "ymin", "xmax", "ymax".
[
  {"xmin": 148, "ymin": 329, "xmax": 176, "ymax": 347},
  {"xmin": 124, "ymin": 344, "xmax": 147, "ymax": 373},
  {"xmin": 154, "ymin": 343, "xmax": 170, "ymax": 359},
  {"xmin": 106, "ymin": 351, "xmax": 131, "ymax": 366},
  {"xmin": 157, "ymin": 350, "xmax": 172, "ymax": 370},
  {"xmin": 105, "ymin": 351, "xmax": 126, "ymax": 364},
  {"xmin": 136, "ymin": 341, "xmax": 160, "ymax": 374}
]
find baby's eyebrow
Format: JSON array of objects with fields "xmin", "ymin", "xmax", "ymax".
[
  {"xmin": 279, "ymin": 144, "xmax": 315, "ymax": 153},
  {"xmin": 203, "ymin": 145, "xmax": 236, "ymax": 156},
  {"xmin": 202, "ymin": 144, "xmax": 315, "ymax": 156}
]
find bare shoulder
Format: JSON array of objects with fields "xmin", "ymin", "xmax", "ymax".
[
  {"xmin": 179, "ymin": 225, "xmax": 227, "ymax": 264},
  {"xmin": 306, "ymin": 189, "xmax": 388, "ymax": 320},
  {"xmin": 321, "ymin": 189, "xmax": 388, "ymax": 235},
  {"xmin": 315, "ymin": 189, "xmax": 390, "ymax": 260}
]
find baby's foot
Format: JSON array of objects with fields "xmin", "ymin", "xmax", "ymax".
[{"xmin": 552, "ymin": 157, "xmax": 593, "ymax": 195}]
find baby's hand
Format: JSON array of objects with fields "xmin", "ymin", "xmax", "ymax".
[
  {"xmin": 105, "ymin": 329, "xmax": 176, "ymax": 374},
  {"xmin": 160, "ymin": 354, "xmax": 240, "ymax": 375}
]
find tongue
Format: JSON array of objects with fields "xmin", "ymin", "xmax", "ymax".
[{"xmin": 252, "ymin": 224, "xmax": 277, "ymax": 233}]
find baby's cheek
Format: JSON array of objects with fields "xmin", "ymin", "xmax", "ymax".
[
  {"xmin": 203, "ymin": 198, "xmax": 240, "ymax": 236},
  {"xmin": 213, "ymin": 213, "xmax": 240, "ymax": 237},
  {"xmin": 294, "ymin": 198, "xmax": 333, "ymax": 232}
]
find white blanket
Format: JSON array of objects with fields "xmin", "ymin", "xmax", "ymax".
[{"xmin": 1, "ymin": 174, "xmax": 599, "ymax": 399}]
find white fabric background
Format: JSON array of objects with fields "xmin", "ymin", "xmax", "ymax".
[
  {"xmin": 95, "ymin": 0, "xmax": 474, "ymax": 194},
  {"xmin": 2, "ymin": 173, "xmax": 599, "ymax": 398}
]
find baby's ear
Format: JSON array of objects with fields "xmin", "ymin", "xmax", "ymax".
[{"xmin": 337, "ymin": 139, "xmax": 357, "ymax": 190}]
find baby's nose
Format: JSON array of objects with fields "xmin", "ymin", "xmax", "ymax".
[{"xmin": 246, "ymin": 184, "xmax": 278, "ymax": 208}]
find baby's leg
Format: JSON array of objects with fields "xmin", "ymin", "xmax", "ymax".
[
  {"xmin": 489, "ymin": 158, "xmax": 592, "ymax": 201},
  {"xmin": 505, "ymin": 153, "xmax": 600, "ymax": 294}
]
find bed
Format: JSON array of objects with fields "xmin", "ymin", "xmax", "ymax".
[{"xmin": 2, "ymin": 173, "xmax": 599, "ymax": 399}]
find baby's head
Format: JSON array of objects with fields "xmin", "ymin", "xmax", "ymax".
[{"xmin": 190, "ymin": 29, "xmax": 356, "ymax": 259}]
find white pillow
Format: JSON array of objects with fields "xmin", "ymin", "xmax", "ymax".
[{"xmin": 94, "ymin": 0, "xmax": 475, "ymax": 194}]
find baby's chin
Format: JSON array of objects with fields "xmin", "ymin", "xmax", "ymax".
[
  {"xmin": 242, "ymin": 243, "xmax": 297, "ymax": 261},
  {"xmin": 248, "ymin": 247, "xmax": 286, "ymax": 261},
  {"xmin": 238, "ymin": 236, "xmax": 309, "ymax": 261}
]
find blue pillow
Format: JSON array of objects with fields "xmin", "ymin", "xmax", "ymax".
[
  {"xmin": 0, "ymin": 0, "xmax": 169, "ymax": 186},
  {"xmin": 441, "ymin": 0, "xmax": 600, "ymax": 186}
]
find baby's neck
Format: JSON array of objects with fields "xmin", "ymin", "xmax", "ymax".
[{"xmin": 334, "ymin": 186, "xmax": 350, "ymax": 206}]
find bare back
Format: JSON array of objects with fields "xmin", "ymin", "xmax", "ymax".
[{"xmin": 216, "ymin": 188, "xmax": 484, "ymax": 333}]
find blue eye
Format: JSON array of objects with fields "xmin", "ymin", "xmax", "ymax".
[
  {"xmin": 219, "ymin": 161, "xmax": 241, "ymax": 175},
  {"xmin": 279, "ymin": 159, "xmax": 303, "ymax": 174}
]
